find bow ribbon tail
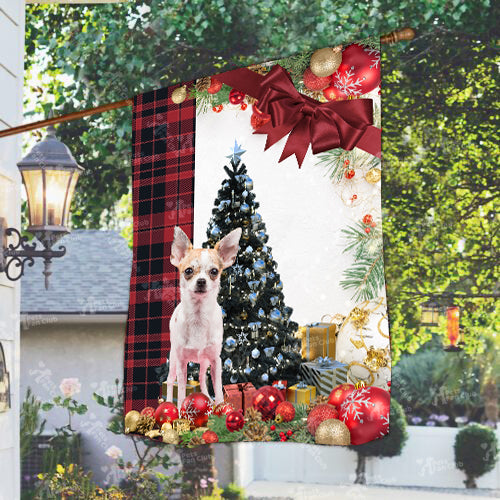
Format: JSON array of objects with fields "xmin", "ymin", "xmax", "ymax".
[
  {"xmin": 279, "ymin": 115, "xmax": 312, "ymax": 167},
  {"xmin": 254, "ymin": 121, "xmax": 294, "ymax": 152}
]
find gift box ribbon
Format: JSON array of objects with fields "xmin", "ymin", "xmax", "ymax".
[
  {"xmin": 316, "ymin": 356, "xmax": 334, "ymax": 367},
  {"xmin": 217, "ymin": 64, "xmax": 380, "ymax": 167}
]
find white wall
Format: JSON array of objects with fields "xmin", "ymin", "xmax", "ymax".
[
  {"xmin": 20, "ymin": 319, "xmax": 230, "ymax": 487},
  {"xmin": 237, "ymin": 426, "xmax": 500, "ymax": 489},
  {"xmin": 0, "ymin": 1, "xmax": 25, "ymax": 499}
]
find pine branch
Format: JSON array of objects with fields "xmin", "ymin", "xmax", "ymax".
[
  {"xmin": 340, "ymin": 253, "xmax": 385, "ymax": 302},
  {"xmin": 276, "ymin": 50, "xmax": 314, "ymax": 85},
  {"xmin": 315, "ymin": 149, "xmax": 355, "ymax": 183}
]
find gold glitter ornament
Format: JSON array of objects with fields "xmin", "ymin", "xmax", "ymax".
[
  {"xmin": 274, "ymin": 413, "xmax": 284, "ymax": 424},
  {"xmin": 162, "ymin": 428, "xmax": 180, "ymax": 445},
  {"xmin": 315, "ymin": 418, "xmax": 351, "ymax": 445},
  {"xmin": 145, "ymin": 429, "xmax": 162, "ymax": 439},
  {"xmin": 173, "ymin": 418, "xmax": 191, "ymax": 434},
  {"xmin": 349, "ymin": 307, "xmax": 370, "ymax": 329},
  {"xmin": 171, "ymin": 85, "xmax": 187, "ymax": 104},
  {"xmin": 310, "ymin": 46, "xmax": 343, "ymax": 77},
  {"xmin": 365, "ymin": 167, "xmax": 382, "ymax": 184},
  {"xmin": 161, "ymin": 422, "xmax": 173, "ymax": 432},
  {"xmin": 364, "ymin": 346, "xmax": 389, "ymax": 372},
  {"xmin": 124, "ymin": 410, "xmax": 141, "ymax": 434}
]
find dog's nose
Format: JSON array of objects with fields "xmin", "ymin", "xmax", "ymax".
[{"xmin": 196, "ymin": 278, "xmax": 206, "ymax": 287}]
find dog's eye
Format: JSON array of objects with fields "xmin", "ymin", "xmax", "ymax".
[
  {"xmin": 209, "ymin": 268, "xmax": 218, "ymax": 277},
  {"xmin": 184, "ymin": 267, "xmax": 193, "ymax": 276}
]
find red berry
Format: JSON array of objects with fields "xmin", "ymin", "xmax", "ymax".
[
  {"xmin": 207, "ymin": 78, "xmax": 222, "ymax": 94},
  {"xmin": 279, "ymin": 431, "xmax": 285, "ymax": 437},
  {"xmin": 344, "ymin": 159, "xmax": 350, "ymax": 166},
  {"xmin": 270, "ymin": 425, "xmax": 276, "ymax": 431},
  {"xmin": 370, "ymin": 222, "xmax": 376, "ymax": 227},
  {"xmin": 352, "ymin": 194, "xmax": 358, "ymax": 200},
  {"xmin": 286, "ymin": 430, "xmax": 293, "ymax": 436},
  {"xmin": 365, "ymin": 227, "xmax": 371, "ymax": 234},
  {"xmin": 212, "ymin": 104, "xmax": 223, "ymax": 113},
  {"xmin": 280, "ymin": 437, "xmax": 287, "ymax": 442},
  {"xmin": 362, "ymin": 214, "xmax": 373, "ymax": 225},
  {"xmin": 240, "ymin": 102, "xmax": 248, "ymax": 110},
  {"xmin": 345, "ymin": 169, "xmax": 355, "ymax": 179},
  {"xmin": 303, "ymin": 67, "xmax": 332, "ymax": 91}
]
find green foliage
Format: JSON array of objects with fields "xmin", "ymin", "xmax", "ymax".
[
  {"xmin": 391, "ymin": 348, "xmax": 485, "ymax": 423},
  {"xmin": 20, "ymin": 387, "xmax": 46, "ymax": 462},
  {"xmin": 454, "ymin": 423, "xmax": 498, "ymax": 488},
  {"xmin": 222, "ymin": 482, "xmax": 247, "ymax": 500},
  {"xmin": 352, "ymin": 399, "xmax": 408, "ymax": 458}
]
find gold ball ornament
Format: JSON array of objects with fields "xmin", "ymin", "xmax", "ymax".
[
  {"xmin": 145, "ymin": 429, "xmax": 162, "ymax": 439},
  {"xmin": 310, "ymin": 47, "xmax": 343, "ymax": 78},
  {"xmin": 124, "ymin": 410, "xmax": 141, "ymax": 434},
  {"xmin": 171, "ymin": 85, "xmax": 187, "ymax": 104},
  {"xmin": 162, "ymin": 428, "xmax": 180, "ymax": 445},
  {"xmin": 161, "ymin": 422, "xmax": 173, "ymax": 432},
  {"xmin": 315, "ymin": 419, "xmax": 351, "ymax": 446},
  {"xmin": 365, "ymin": 167, "xmax": 382, "ymax": 184}
]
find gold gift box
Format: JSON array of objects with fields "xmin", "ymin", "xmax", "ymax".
[
  {"xmin": 297, "ymin": 322, "xmax": 337, "ymax": 361},
  {"xmin": 286, "ymin": 383, "xmax": 316, "ymax": 404},
  {"xmin": 161, "ymin": 380, "xmax": 200, "ymax": 404}
]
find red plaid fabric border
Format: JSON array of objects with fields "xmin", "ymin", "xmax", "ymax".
[{"xmin": 124, "ymin": 83, "xmax": 195, "ymax": 413}]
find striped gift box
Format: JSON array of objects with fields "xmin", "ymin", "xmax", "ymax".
[{"xmin": 300, "ymin": 359, "xmax": 348, "ymax": 396}]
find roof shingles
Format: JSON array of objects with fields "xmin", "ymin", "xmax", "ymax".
[{"xmin": 21, "ymin": 230, "xmax": 132, "ymax": 314}]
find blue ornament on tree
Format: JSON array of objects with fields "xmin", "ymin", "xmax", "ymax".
[
  {"xmin": 248, "ymin": 280, "xmax": 260, "ymax": 291},
  {"xmin": 269, "ymin": 308, "xmax": 282, "ymax": 323},
  {"xmin": 244, "ymin": 268, "xmax": 252, "ymax": 279},
  {"xmin": 224, "ymin": 336, "xmax": 237, "ymax": 353},
  {"xmin": 276, "ymin": 280, "xmax": 283, "ymax": 291},
  {"xmin": 245, "ymin": 176, "xmax": 254, "ymax": 190},
  {"xmin": 224, "ymin": 358, "xmax": 233, "ymax": 369},
  {"xmin": 245, "ymin": 246, "xmax": 254, "ymax": 255},
  {"xmin": 253, "ymin": 259, "xmax": 266, "ymax": 273},
  {"xmin": 261, "ymin": 373, "xmax": 269, "ymax": 383},
  {"xmin": 258, "ymin": 308, "xmax": 266, "ymax": 319},
  {"xmin": 260, "ymin": 276, "xmax": 267, "ymax": 286},
  {"xmin": 211, "ymin": 226, "xmax": 221, "ymax": 238},
  {"xmin": 251, "ymin": 348, "xmax": 260, "ymax": 359},
  {"xmin": 270, "ymin": 366, "xmax": 278, "ymax": 376},
  {"xmin": 270, "ymin": 296, "xmax": 279, "ymax": 306},
  {"xmin": 240, "ymin": 203, "xmax": 250, "ymax": 214},
  {"xmin": 249, "ymin": 292, "xmax": 258, "ymax": 306}
]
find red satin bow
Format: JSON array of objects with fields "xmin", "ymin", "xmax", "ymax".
[{"xmin": 254, "ymin": 65, "xmax": 374, "ymax": 166}]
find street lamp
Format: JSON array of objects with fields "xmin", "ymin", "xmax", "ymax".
[
  {"xmin": 420, "ymin": 299, "xmax": 440, "ymax": 327},
  {"xmin": 0, "ymin": 125, "xmax": 83, "ymax": 289}
]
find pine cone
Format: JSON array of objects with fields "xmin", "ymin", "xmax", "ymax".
[
  {"xmin": 243, "ymin": 422, "xmax": 271, "ymax": 442},
  {"xmin": 188, "ymin": 435, "xmax": 206, "ymax": 447},
  {"xmin": 196, "ymin": 76, "xmax": 211, "ymax": 93},
  {"xmin": 246, "ymin": 95, "xmax": 258, "ymax": 105},
  {"xmin": 307, "ymin": 395, "xmax": 329, "ymax": 414},
  {"xmin": 245, "ymin": 407, "xmax": 262, "ymax": 423},
  {"xmin": 302, "ymin": 88, "xmax": 325, "ymax": 102},
  {"xmin": 248, "ymin": 64, "xmax": 269, "ymax": 75},
  {"xmin": 136, "ymin": 414, "xmax": 156, "ymax": 434}
]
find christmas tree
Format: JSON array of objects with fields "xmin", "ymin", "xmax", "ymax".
[{"xmin": 203, "ymin": 142, "xmax": 302, "ymax": 387}]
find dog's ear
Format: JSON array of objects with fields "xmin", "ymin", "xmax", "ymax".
[
  {"xmin": 215, "ymin": 228, "xmax": 242, "ymax": 269},
  {"xmin": 170, "ymin": 226, "xmax": 193, "ymax": 267}
]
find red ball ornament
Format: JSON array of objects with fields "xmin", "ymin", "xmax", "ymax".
[
  {"xmin": 213, "ymin": 402, "xmax": 235, "ymax": 417},
  {"xmin": 345, "ymin": 168, "xmax": 355, "ymax": 179},
  {"xmin": 302, "ymin": 67, "xmax": 331, "ymax": 91},
  {"xmin": 229, "ymin": 89, "xmax": 245, "ymax": 105},
  {"xmin": 212, "ymin": 104, "xmax": 223, "ymax": 113},
  {"xmin": 207, "ymin": 77, "xmax": 222, "ymax": 94},
  {"xmin": 323, "ymin": 84, "xmax": 347, "ymax": 101},
  {"xmin": 275, "ymin": 401, "xmax": 295, "ymax": 422},
  {"xmin": 141, "ymin": 406, "xmax": 155, "ymax": 418},
  {"xmin": 328, "ymin": 383, "xmax": 355, "ymax": 410},
  {"xmin": 252, "ymin": 386, "xmax": 284, "ymax": 421},
  {"xmin": 363, "ymin": 214, "xmax": 373, "ymax": 225},
  {"xmin": 225, "ymin": 410, "xmax": 245, "ymax": 432},
  {"xmin": 180, "ymin": 393, "xmax": 213, "ymax": 428},
  {"xmin": 365, "ymin": 227, "xmax": 371, "ymax": 234},
  {"xmin": 251, "ymin": 112, "xmax": 271, "ymax": 130},
  {"xmin": 240, "ymin": 102, "xmax": 248, "ymax": 111},
  {"xmin": 202, "ymin": 430, "xmax": 219, "ymax": 443},
  {"xmin": 331, "ymin": 43, "xmax": 380, "ymax": 97},
  {"xmin": 307, "ymin": 403, "xmax": 339, "ymax": 436},
  {"xmin": 339, "ymin": 386, "xmax": 390, "ymax": 445},
  {"xmin": 154, "ymin": 402, "xmax": 179, "ymax": 426}
]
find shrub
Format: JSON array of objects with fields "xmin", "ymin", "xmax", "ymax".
[{"xmin": 454, "ymin": 423, "xmax": 498, "ymax": 488}]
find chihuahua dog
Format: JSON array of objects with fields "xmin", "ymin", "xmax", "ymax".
[{"xmin": 166, "ymin": 226, "xmax": 242, "ymax": 409}]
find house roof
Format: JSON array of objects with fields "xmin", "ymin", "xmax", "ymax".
[{"xmin": 21, "ymin": 230, "xmax": 132, "ymax": 314}]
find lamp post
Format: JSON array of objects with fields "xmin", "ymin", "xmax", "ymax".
[
  {"xmin": 0, "ymin": 125, "xmax": 83, "ymax": 289},
  {"xmin": 420, "ymin": 299, "xmax": 440, "ymax": 327}
]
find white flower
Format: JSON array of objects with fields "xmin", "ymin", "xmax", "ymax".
[
  {"xmin": 59, "ymin": 378, "xmax": 81, "ymax": 398},
  {"xmin": 105, "ymin": 445, "xmax": 123, "ymax": 460}
]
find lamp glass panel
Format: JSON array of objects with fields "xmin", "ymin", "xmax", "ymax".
[
  {"xmin": 62, "ymin": 171, "xmax": 80, "ymax": 226},
  {"xmin": 21, "ymin": 169, "xmax": 44, "ymax": 227},
  {"xmin": 44, "ymin": 169, "xmax": 72, "ymax": 226}
]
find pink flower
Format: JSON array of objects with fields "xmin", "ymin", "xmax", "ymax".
[
  {"xmin": 105, "ymin": 445, "xmax": 123, "ymax": 460},
  {"xmin": 200, "ymin": 479, "xmax": 208, "ymax": 489},
  {"xmin": 59, "ymin": 378, "xmax": 81, "ymax": 398}
]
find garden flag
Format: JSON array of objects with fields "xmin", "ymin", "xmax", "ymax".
[{"xmin": 124, "ymin": 37, "xmax": 391, "ymax": 446}]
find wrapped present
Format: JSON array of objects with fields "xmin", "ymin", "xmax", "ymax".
[
  {"xmin": 161, "ymin": 379, "xmax": 201, "ymax": 404},
  {"xmin": 286, "ymin": 381, "xmax": 316, "ymax": 404},
  {"xmin": 300, "ymin": 357, "xmax": 348, "ymax": 396},
  {"xmin": 297, "ymin": 322, "xmax": 337, "ymax": 361},
  {"xmin": 223, "ymin": 382, "xmax": 257, "ymax": 412},
  {"xmin": 271, "ymin": 380, "xmax": 287, "ymax": 399}
]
